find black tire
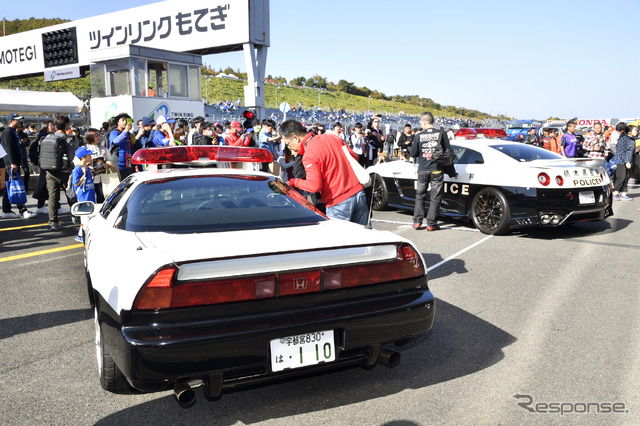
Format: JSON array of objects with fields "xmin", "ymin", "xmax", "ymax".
[
  {"xmin": 95, "ymin": 307, "xmax": 128, "ymax": 392},
  {"xmin": 371, "ymin": 174, "xmax": 389, "ymax": 211},
  {"xmin": 470, "ymin": 187, "xmax": 511, "ymax": 235}
]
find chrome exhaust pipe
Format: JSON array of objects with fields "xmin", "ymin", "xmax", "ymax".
[
  {"xmin": 174, "ymin": 381, "xmax": 196, "ymax": 408},
  {"xmin": 377, "ymin": 347, "xmax": 401, "ymax": 368}
]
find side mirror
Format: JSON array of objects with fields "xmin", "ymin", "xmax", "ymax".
[{"xmin": 71, "ymin": 201, "xmax": 95, "ymax": 216}]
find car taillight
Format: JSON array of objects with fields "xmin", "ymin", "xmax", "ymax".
[
  {"xmin": 133, "ymin": 243, "xmax": 425, "ymax": 310},
  {"xmin": 324, "ymin": 243, "xmax": 424, "ymax": 289},
  {"xmin": 538, "ymin": 172, "xmax": 550, "ymax": 186},
  {"xmin": 555, "ymin": 175, "xmax": 564, "ymax": 186}
]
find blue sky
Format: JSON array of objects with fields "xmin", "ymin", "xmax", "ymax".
[{"xmin": 5, "ymin": 0, "xmax": 639, "ymax": 120}]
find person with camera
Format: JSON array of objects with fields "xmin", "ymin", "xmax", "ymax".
[
  {"xmin": 135, "ymin": 116, "xmax": 157, "ymax": 148},
  {"xmin": 151, "ymin": 115, "xmax": 176, "ymax": 148},
  {"xmin": 108, "ymin": 113, "xmax": 135, "ymax": 180},
  {"xmin": 397, "ymin": 124, "xmax": 414, "ymax": 160},
  {"xmin": 258, "ymin": 119, "xmax": 281, "ymax": 173}
]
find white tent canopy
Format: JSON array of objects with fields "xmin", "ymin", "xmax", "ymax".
[
  {"xmin": 215, "ymin": 73, "xmax": 240, "ymax": 80},
  {"xmin": 0, "ymin": 89, "xmax": 86, "ymax": 116}
]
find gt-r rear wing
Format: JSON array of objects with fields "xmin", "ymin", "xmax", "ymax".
[{"xmin": 528, "ymin": 157, "xmax": 605, "ymax": 169}]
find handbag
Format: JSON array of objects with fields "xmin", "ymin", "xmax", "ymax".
[
  {"xmin": 8, "ymin": 171, "xmax": 27, "ymax": 205},
  {"xmin": 342, "ymin": 145, "xmax": 371, "ymax": 188},
  {"xmin": 101, "ymin": 169, "xmax": 121, "ymax": 196}
]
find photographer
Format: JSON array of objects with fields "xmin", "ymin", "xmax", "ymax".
[
  {"xmin": 259, "ymin": 119, "xmax": 281, "ymax": 173},
  {"xmin": 136, "ymin": 117, "xmax": 156, "ymax": 148},
  {"xmin": 108, "ymin": 113, "xmax": 134, "ymax": 180}
]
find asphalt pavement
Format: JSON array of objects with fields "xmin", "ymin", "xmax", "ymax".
[{"xmin": 1, "ymin": 188, "xmax": 639, "ymax": 425}]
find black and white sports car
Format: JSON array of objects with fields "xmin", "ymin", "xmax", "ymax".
[
  {"xmin": 367, "ymin": 140, "xmax": 613, "ymax": 235},
  {"xmin": 72, "ymin": 146, "xmax": 435, "ymax": 406}
]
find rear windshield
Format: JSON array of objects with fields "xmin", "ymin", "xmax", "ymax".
[
  {"xmin": 506, "ymin": 122, "xmax": 538, "ymax": 129},
  {"xmin": 490, "ymin": 144, "xmax": 563, "ymax": 162},
  {"xmin": 119, "ymin": 175, "xmax": 326, "ymax": 233}
]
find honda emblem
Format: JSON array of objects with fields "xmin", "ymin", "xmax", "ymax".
[{"xmin": 293, "ymin": 277, "xmax": 307, "ymax": 290}]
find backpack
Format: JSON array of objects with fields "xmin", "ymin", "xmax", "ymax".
[
  {"xmin": 29, "ymin": 134, "xmax": 45, "ymax": 166},
  {"xmin": 39, "ymin": 133, "xmax": 76, "ymax": 172}
]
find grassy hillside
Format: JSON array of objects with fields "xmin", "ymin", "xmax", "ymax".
[{"xmin": 1, "ymin": 73, "xmax": 485, "ymax": 119}]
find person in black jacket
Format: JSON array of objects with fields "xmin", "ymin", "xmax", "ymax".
[
  {"xmin": 41, "ymin": 115, "xmax": 75, "ymax": 230},
  {"xmin": 193, "ymin": 122, "xmax": 215, "ymax": 145},
  {"xmin": 366, "ymin": 115, "xmax": 384, "ymax": 164},
  {"xmin": 1, "ymin": 113, "xmax": 36, "ymax": 219},
  {"xmin": 397, "ymin": 124, "xmax": 414, "ymax": 160},
  {"xmin": 409, "ymin": 111, "xmax": 452, "ymax": 231},
  {"xmin": 31, "ymin": 120, "xmax": 57, "ymax": 214}
]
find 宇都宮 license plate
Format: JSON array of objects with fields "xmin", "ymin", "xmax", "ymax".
[
  {"xmin": 270, "ymin": 330, "xmax": 335, "ymax": 372},
  {"xmin": 579, "ymin": 191, "xmax": 595, "ymax": 204}
]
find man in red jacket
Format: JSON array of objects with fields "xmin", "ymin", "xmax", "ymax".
[{"xmin": 281, "ymin": 120, "xmax": 369, "ymax": 225}]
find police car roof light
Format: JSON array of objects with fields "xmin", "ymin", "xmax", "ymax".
[
  {"xmin": 454, "ymin": 128, "xmax": 477, "ymax": 139},
  {"xmin": 476, "ymin": 128, "xmax": 507, "ymax": 139},
  {"xmin": 131, "ymin": 146, "xmax": 274, "ymax": 165}
]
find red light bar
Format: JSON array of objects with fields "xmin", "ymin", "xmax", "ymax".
[
  {"xmin": 454, "ymin": 128, "xmax": 477, "ymax": 139},
  {"xmin": 475, "ymin": 128, "xmax": 507, "ymax": 138},
  {"xmin": 131, "ymin": 146, "xmax": 273, "ymax": 165}
]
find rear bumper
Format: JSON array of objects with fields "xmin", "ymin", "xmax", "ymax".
[
  {"xmin": 98, "ymin": 281, "xmax": 435, "ymax": 395},
  {"xmin": 510, "ymin": 185, "xmax": 613, "ymax": 227}
]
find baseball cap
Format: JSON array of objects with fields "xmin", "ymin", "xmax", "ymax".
[
  {"xmin": 230, "ymin": 120, "xmax": 242, "ymax": 130},
  {"xmin": 7, "ymin": 113, "xmax": 24, "ymax": 121},
  {"xmin": 142, "ymin": 116, "xmax": 156, "ymax": 127},
  {"xmin": 75, "ymin": 146, "xmax": 93, "ymax": 159},
  {"xmin": 156, "ymin": 115, "xmax": 175, "ymax": 125}
]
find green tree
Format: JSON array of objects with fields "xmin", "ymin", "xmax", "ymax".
[{"xmin": 290, "ymin": 76, "xmax": 306, "ymax": 86}]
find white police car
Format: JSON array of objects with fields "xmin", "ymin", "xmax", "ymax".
[
  {"xmin": 72, "ymin": 146, "xmax": 435, "ymax": 406},
  {"xmin": 367, "ymin": 138, "xmax": 613, "ymax": 235}
]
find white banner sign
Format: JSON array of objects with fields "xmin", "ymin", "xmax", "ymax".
[
  {"xmin": 44, "ymin": 66, "xmax": 81, "ymax": 82},
  {"xmin": 0, "ymin": 0, "xmax": 269, "ymax": 79}
]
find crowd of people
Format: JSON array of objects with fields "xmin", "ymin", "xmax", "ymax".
[{"xmin": 2, "ymin": 109, "xmax": 639, "ymax": 235}]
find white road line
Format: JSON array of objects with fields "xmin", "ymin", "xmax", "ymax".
[
  {"xmin": 427, "ymin": 235, "xmax": 493, "ymax": 272},
  {"xmin": 371, "ymin": 219, "xmax": 480, "ymax": 232}
]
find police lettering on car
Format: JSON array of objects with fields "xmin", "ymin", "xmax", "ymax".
[{"xmin": 368, "ymin": 134, "xmax": 613, "ymax": 235}]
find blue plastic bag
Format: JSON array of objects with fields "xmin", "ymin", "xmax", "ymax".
[
  {"xmin": 605, "ymin": 156, "xmax": 618, "ymax": 178},
  {"xmin": 8, "ymin": 171, "xmax": 27, "ymax": 205}
]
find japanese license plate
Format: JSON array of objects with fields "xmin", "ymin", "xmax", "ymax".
[
  {"xmin": 270, "ymin": 330, "xmax": 335, "ymax": 372},
  {"xmin": 579, "ymin": 191, "xmax": 595, "ymax": 204}
]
